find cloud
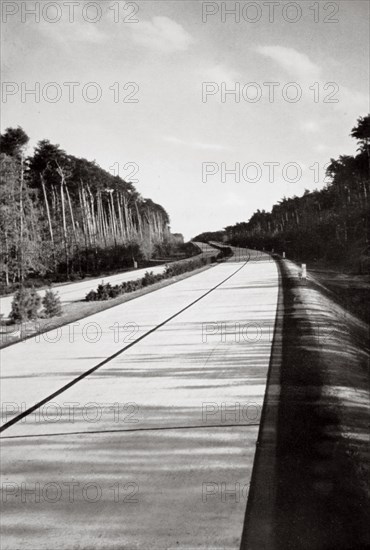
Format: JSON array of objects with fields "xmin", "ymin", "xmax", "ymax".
[
  {"xmin": 38, "ymin": 19, "xmax": 106, "ymax": 44},
  {"xmin": 204, "ymin": 64, "xmax": 240, "ymax": 85},
  {"xmin": 301, "ymin": 120, "xmax": 320, "ymax": 133},
  {"xmin": 193, "ymin": 141, "xmax": 230, "ymax": 151},
  {"xmin": 131, "ymin": 17, "xmax": 194, "ymax": 52},
  {"xmin": 255, "ymin": 45, "xmax": 368, "ymax": 120},
  {"xmin": 314, "ymin": 144, "xmax": 330, "ymax": 153},
  {"xmin": 164, "ymin": 136, "xmax": 186, "ymax": 145},
  {"xmin": 256, "ymin": 45, "xmax": 321, "ymax": 81},
  {"xmin": 164, "ymin": 136, "xmax": 229, "ymax": 151}
]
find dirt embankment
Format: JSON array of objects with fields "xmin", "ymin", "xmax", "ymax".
[
  {"xmin": 242, "ymin": 259, "xmax": 370, "ymax": 550},
  {"xmin": 308, "ymin": 265, "xmax": 370, "ymax": 325}
]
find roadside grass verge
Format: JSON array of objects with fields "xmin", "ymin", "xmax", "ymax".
[
  {"xmin": 0, "ymin": 261, "xmax": 217, "ymax": 350},
  {"xmin": 84, "ymin": 254, "xmax": 218, "ymax": 302}
]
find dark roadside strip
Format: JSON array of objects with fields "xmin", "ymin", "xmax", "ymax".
[
  {"xmin": 239, "ymin": 254, "xmax": 283, "ymax": 550},
  {"xmin": 241, "ymin": 258, "xmax": 370, "ymax": 550},
  {"xmin": 0, "ymin": 259, "xmax": 247, "ymax": 434}
]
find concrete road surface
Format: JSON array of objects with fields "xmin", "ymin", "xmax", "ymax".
[
  {"xmin": 0, "ymin": 251, "xmax": 278, "ymax": 549},
  {"xmin": 0, "ymin": 242, "xmax": 215, "ymax": 320}
]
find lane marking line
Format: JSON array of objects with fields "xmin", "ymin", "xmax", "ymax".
[{"xmin": 0, "ymin": 423, "xmax": 260, "ymax": 440}]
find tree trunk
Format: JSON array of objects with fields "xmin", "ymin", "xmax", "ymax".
[
  {"xmin": 4, "ymin": 234, "xmax": 9, "ymax": 287},
  {"xmin": 56, "ymin": 164, "xmax": 69, "ymax": 275},
  {"xmin": 40, "ymin": 173, "xmax": 54, "ymax": 244},
  {"xmin": 40, "ymin": 172, "xmax": 56, "ymax": 272},
  {"xmin": 117, "ymin": 192, "xmax": 125, "ymax": 242},
  {"xmin": 135, "ymin": 201, "xmax": 143, "ymax": 238},
  {"xmin": 18, "ymin": 155, "xmax": 24, "ymax": 284}
]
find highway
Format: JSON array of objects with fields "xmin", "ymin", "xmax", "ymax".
[
  {"xmin": 0, "ymin": 248, "xmax": 279, "ymax": 549},
  {"xmin": 0, "ymin": 242, "xmax": 215, "ymax": 320}
]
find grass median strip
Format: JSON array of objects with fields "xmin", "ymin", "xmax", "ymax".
[
  {"xmin": 0, "ymin": 263, "xmax": 215, "ymax": 350},
  {"xmin": 84, "ymin": 255, "xmax": 218, "ymax": 302}
]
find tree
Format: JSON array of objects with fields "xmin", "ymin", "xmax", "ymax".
[
  {"xmin": 0, "ymin": 127, "xmax": 29, "ymax": 160},
  {"xmin": 0, "ymin": 127, "xmax": 30, "ymax": 283},
  {"xmin": 10, "ymin": 288, "xmax": 41, "ymax": 322},
  {"xmin": 351, "ymin": 114, "xmax": 370, "ymax": 175},
  {"xmin": 1, "ymin": 127, "xmax": 175, "ymax": 286},
  {"xmin": 222, "ymin": 114, "xmax": 370, "ymax": 267},
  {"xmin": 29, "ymin": 140, "xmax": 60, "ymax": 248},
  {"xmin": 42, "ymin": 288, "xmax": 62, "ymax": 317}
]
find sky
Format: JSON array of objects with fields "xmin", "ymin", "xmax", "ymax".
[{"xmin": 1, "ymin": 0, "xmax": 369, "ymax": 239}]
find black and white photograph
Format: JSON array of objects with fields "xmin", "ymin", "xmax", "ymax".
[{"xmin": 0, "ymin": 1, "xmax": 369, "ymax": 548}]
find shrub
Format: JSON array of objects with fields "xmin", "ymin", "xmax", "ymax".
[
  {"xmin": 110, "ymin": 284, "xmax": 122, "ymax": 298},
  {"xmin": 96, "ymin": 282, "xmax": 113, "ymax": 301},
  {"xmin": 124, "ymin": 280, "xmax": 142, "ymax": 293},
  {"xmin": 164, "ymin": 256, "xmax": 209, "ymax": 278},
  {"xmin": 85, "ymin": 290, "xmax": 98, "ymax": 301},
  {"xmin": 10, "ymin": 288, "xmax": 41, "ymax": 322},
  {"xmin": 142, "ymin": 271, "xmax": 156, "ymax": 287},
  {"xmin": 42, "ymin": 289, "xmax": 62, "ymax": 318},
  {"xmin": 84, "ymin": 255, "xmax": 211, "ymax": 303},
  {"xmin": 120, "ymin": 282, "xmax": 128, "ymax": 293}
]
